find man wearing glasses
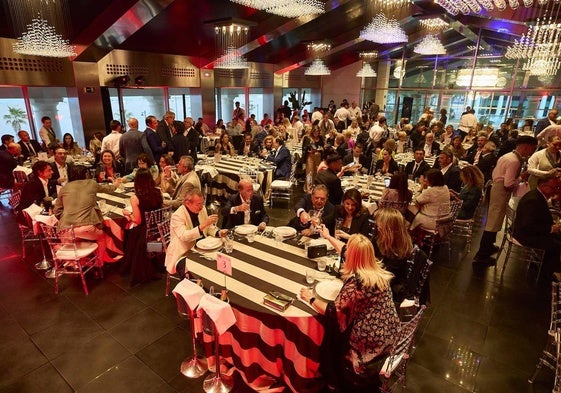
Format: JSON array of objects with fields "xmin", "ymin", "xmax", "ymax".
[{"xmin": 513, "ymin": 176, "xmax": 561, "ymax": 282}]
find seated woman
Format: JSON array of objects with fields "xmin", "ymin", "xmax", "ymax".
[
  {"xmin": 335, "ymin": 189, "xmax": 370, "ymax": 241},
  {"xmin": 379, "ymin": 172, "xmax": 413, "ymax": 213},
  {"xmin": 95, "ymin": 150, "xmax": 124, "ymax": 183},
  {"xmin": 300, "ymin": 233, "xmax": 400, "ymax": 392},
  {"xmin": 449, "ymin": 135, "xmax": 466, "ymax": 161},
  {"xmin": 120, "ymin": 169, "xmax": 164, "ymax": 286},
  {"xmin": 374, "ymin": 148, "xmax": 399, "ymax": 175},
  {"xmin": 215, "ymin": 133, "xmax": 236, "ymax": 156},
  {"xmin": 62, "ymin": 133, "xmax": 82, "ymax": 156},
  {"xmin": 409, "ymin": 169, "xmax": 450, "ymax": 232},
  {"xmin": 374, "ymin": 207, "xmax": 414, "ymax": 305},
  {"xmin": 395, "ymin": 131, "xmax": 408, "ymax": 153},
  {"xmin": 454, "ymin": 165, "xmax": 484, "ymax": 220},
  {"xmin": 158, "ymin": 155, "xmax": 178, "ymax": 193},
  {"xmin": 123, "ymin": 153, "xmax": 159, "ymax": 182},
  {"xmin": 462, "ymin": 128, "xmax": 477, "ymax": 146},
  {"xmin": 440, "ymin": 125, "xmax": 454, "ymax": 146}
]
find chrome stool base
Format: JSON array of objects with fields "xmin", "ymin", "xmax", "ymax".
[
  {"xmin": 45, "ymin": 268, "xmax": 59, "ymax": 279},
  {"xmin": 35, "ymin": 259, "xmax": 52, "ymax": 270},
  {"xmin": 180, "ymin": 355, "xmax": 207, "ymax": 378},
  {"xmin": 203, "ymin": 373, "xmax": 234, "ymax": 393}
]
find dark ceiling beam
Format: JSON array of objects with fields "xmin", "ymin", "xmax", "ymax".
[{"xmin": 73, "ymin": 0, "xmax": 176, "ymax": 62}]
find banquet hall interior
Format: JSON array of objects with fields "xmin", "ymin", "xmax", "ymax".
[{"xmin": 1, "ymin": 0, "xmax": 561, "ymax": 392}]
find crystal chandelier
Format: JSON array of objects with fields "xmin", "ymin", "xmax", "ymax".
[
  {"xmin": 229, "ymin": 0, "xmax": 325, "ymax": 18},
  {"xmin": 12, "ymin": 14, "xmax": 76, "ymax": 57},
  {"xmin": 419, "ymin": 17, "xmax": 449, "ymax": 32},
  {"xmin": 360, "ymin": 14, "xmax": 408, "ymax": 44},
  {"xmin": 214, "ymin": 24, "xmax": 250, "ymax": 69},
  {"xmin": 435, "ymin": 0, "xmax": 550, "ymax": 15},
  {"xmin": 414, "ymin": 35, "xmax": 446, "ymax": 55},
  {"xmin": 305, "ymin": 59, "xmax": 331, "ymax": 75},
  {"xmin": 356, "ymin": 63, "xmax": 377, "ymax": 77}
]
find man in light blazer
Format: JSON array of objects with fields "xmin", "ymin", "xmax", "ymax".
[
  {"xmin": 164, "ymin": 156, "xmax": 201, "ymax": 209},
  {"xmin": 165, "ymin": 188, "xmax": 227, "ymax": 276}
]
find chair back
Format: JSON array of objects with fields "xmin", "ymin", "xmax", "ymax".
[
  {"xmin": 145, "ymin": 206, "xmax": 172, "ymax": 242},
  {"xmin": 504, "ymin": 204, "xmax": 516, "ymax": 234},
  {"xmin": 551, "ymin": 282, "xmax": 561, "ymax": 332},
  {"xmin": 381, "ymin": 305, "xmax": 426, "ymax": 378},
  {"xmin": 449, "ymin": 199, "xmax": 463, "ymax": 220},
  {"xmin": 39, "ymin": 223, "xmax": 79, "ymax": 260},
  {"xmin": 405, "ymin": 246, "xmax": 433, "ymax": 305},
  {"xmin": 173, "ymin": 290, "xmax": 191, "ymax": 319},
  {"xmin": 13, "ymin": 170, "xmax": 29, "ymax": 184},
  {"xmin": 378, "ymin": 200, "xmax": 410, "ymax": 213},
  {"xmin": 157, "ymin": 221, "xmax": 171, "ymax": 253},
  {"xmin": 9, "ymin": 189, "xmax": 21, "ymax": 211}
]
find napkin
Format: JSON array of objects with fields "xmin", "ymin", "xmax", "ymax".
[
  {"xmin": 23, "ymin": 203, "xmax": 43, "ymax": 218},
  {"xmin": 172, "ymin": 278, "xmax": 206, "ymax": 311},
  {"xmin": 198, "ymin": 293, "xmax": 236, "ymax": 335},
  {"xmin": 34, "ymin": 214, "xmax": 58, "ymax": 227},
  {"xmin": 13, "ymin": 165, "xmax": 32, "ymax": 176}
]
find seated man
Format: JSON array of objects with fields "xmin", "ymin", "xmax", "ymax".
[
  {"xmin": 405, "ymin": 148, "xmax": 431, "ymax": 179},
  {"xmin": 288, "ymin": 184, "xmax": 336, "ymax": 236},
  {"xmin": 164, "ymin": 156, "xmax": 201, "ymax": 209},
  {"xmin": 19, "ymin": 161, "xmax": 56, "ymax": 213},
  {"xmin": 342, "ymin": 144, "xmax": 369, "ymax": 175},
  {"xmin": 512, "ymin": 176, "xmax": 561, "ymax": 281},
  {"xmin": 237, "ymin": 133, "xmax": 259, "ymax": 157},
  {"xmin": 434, "ymin": 148, "xmax": 462, "ymax": 193},
  {"xmin": 314, "ymin": 154, "xmax": 344, "ymax": 206},
  {"xmin": 53, "ymin": 165, "xmax": 116, "ymax": 263},
  {"xmin": 165, "ymin": 188, "xmax": 227, "ymax": 276},
  {"xmin": 265, "ymin": 137, "xmax": 292, "ymax": 180},
  {"xmin": 0, "ymin": 142, "xmax": 20, "ymax": 189},
  {"xmin": 222, "ymin": 179, "xmax": 269, "ymax": 230}
]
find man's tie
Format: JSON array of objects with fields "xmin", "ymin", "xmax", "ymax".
[
  {"xmin": 413, "ymin": 163, "xmax": 419, "ymax": 175},
  {"xmin": 27, "ymin": 142, "xmax": 35, "ymax": 156}
]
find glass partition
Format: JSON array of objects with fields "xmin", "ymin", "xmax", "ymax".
[
  {"xmin": 108, "ymin": 87, "xmax": 166, "ymax": 130},
  {"xmin": 0, "ymin": 87, "xmax": 30, "ymax": 140}
]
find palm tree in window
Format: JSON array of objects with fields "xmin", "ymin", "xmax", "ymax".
[{"xmin": 3, "ymin": 106, "xmax": 27, "ymax": 133}]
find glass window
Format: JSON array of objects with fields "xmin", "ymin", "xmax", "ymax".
[
  {"xmin": 248, "ymin": 87, "xmax": 273, "ymax": 122},
  {"xmin": 108, "ymin": 87, "xmax": 166, "ymax": 131},
  {"xmin": 282, "ymin": 88, "xmax": 318, "ymax": 115},
  {"xmin": 215, "ymin": 87, "xmax": 246, "ymax": 124},
  {"xmin": 28, "ymin": 87, "xmax": 84, "ymax": 147},
  {"xmin": 168, "ymin": 88, "xmax": 191, "ymax": 120},
  {"xmin": 0, "ymin": 87, "xmax": 30, "ymax": 140}
]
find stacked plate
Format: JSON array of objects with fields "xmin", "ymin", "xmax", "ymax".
[
  {"xmin": 196, "ymin": 237, "xmax": 222, "ymax": 251},
  {"xmin": 272, "ymin": 226, "xmax": 297, "ymax": 239},
  {"xmin": 315, "ymin": 279, "xmax": 344, "ymax": 301},
  {"xmin": 235, "ymin": 224, "xmax": 258, "ymax": 235}
]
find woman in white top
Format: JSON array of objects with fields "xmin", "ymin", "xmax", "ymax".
[{"xmin": 409, "ymin": 169, "xmax": 451, "ymax": 232}]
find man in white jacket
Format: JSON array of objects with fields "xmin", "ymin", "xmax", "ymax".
[{"xmin": 165, "ymin": 188, "xmax": 227, "ymax": 275}]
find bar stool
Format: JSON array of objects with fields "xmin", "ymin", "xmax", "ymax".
[
  {"xmin": 198, "ymin": 293, "xmax": 237, "ymax": 393},
  {"xmin": 172, "ymin": 278, "xmax": 208, "ymax": 378}
]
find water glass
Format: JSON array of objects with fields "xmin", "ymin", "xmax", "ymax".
[
  {"xmin": 306, "ymin": 270, "xmax": 315, "ymax": 285},
  {"xmin": 247, "ymin": 232, "xmax": 255, "ymax": 243},
  {"xmin": 274, "ymin": 232, "xmax": 283, "ymax": 245},
  {"xmin": 317, "ymin": 258, "xmax": 327, "ymax": 272},
  {"xmin": 224, "ymin": 238, "xmax": 234, "ymax": 254},
  {"xmin": 98, "ymin": 199, "xmax": 107, "ymax": 212}
]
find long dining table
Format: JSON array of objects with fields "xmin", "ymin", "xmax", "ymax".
[{"xmin": 183, "ymin": 234, "xmax": 328, "ymax": 393}]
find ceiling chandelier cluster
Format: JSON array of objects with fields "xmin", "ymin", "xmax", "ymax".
[
  {"xmin": 419, "ymin": 17, "xmax": 449, "ymax": 32},
  {"xmin": 414, "ymin": 35, "xmax": 446, "ymax": 55},
  {"xmin": 505, "ymin": 4, "xmax": 561, "ymax": 77},
  {"xmin": 214, "ymin": 23, "xmax": 250, "ymax": 69},
  {"xmin": 360, "ymin": 13, "xmax": 408, "ymax": 44},
  {"xmin": 356, "ymin": 51, "xmax": 378, "ymax": 78},
  {"xmin": 13, "ymin": 14, "xmax": 76, "ymax": 57},
  {"xmin": 229, "ymin": 0, "xmax": 325, "ymax": 18},
  {"xmin": 304, "ymin": 41, "xmax": 331, "ymax": 76},
  {"xmin": 9, "ymin": 0, "xmax": 75, "ymax": 58},
  {"xmin": 435, "ymin": 0, "xmax": 550, "ymax": 15}
]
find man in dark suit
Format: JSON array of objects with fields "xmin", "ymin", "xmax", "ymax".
[
  {"xmin": 119, "ymin": 118, "xmax": 151, "ymax": 173},
  {"xmin": 266, "ymin": 137, "xmax": 292, "ymax": 180},
  {"xmin": 288, "ymin": 184, "xmax": 336, "ymax": 236},
  {"xmin": 184, "ymin": 117, "xmax": 200, "ymax": 164},
  {"xmin": 342, "ymin": 144, "xmax": 369, "ymax": 175},
  {"xmin": 405, "ymin": 148, "xmax": 431, "ymax": 179},
  {"xmin": 314, "ymin": 154, "xmax": 344, "ymax": 205},
  {"xmin": 434, "ymin": 148, "xmax": 462, "ymax": 192},
  {"xmin": 418, "ymin": 132, "xmax": 441, "ymax": 158},
  {"xmin": 476, "ymin": 141, "xmax": 498, "ymax": 184},
  {"xmin": 534, "ymin": 108, "xmax": 559, "ymax": 137},
  {"xmin": 49, "ymin": 147, "xmax": 75, "ymax": 189},
  {"xmin": 145, "ymin": 115, "xmax": 167, "ymax": 163},
  {"xmin": 222, "ymin": 179, "xmax": 269, "ymax": 230},
  {"xmin": 513, "ymin": 176, "xmax": 561, "ymax": 280},
  {"xmin": 238, "ymin": 133, "xmax": 259, "ymax": 157},
  {"xmin": 156, "ymin": 111, "xmax": 176, "ymax": 154},
  {"xmin": 0, "ymin": 143, "xmax": 19, "ymax": 189},
  {"xmin": 465, "ymin": 134, "xmax": 487, "ymax": 164},
  {"xmin": 0, "ymin": 134, "xmax": 14, "ymax": 151},
  {"xmin": 17, "ymin": 130, "xmax": 42, "ymax": 159},
  {"xmin": 19, "ymin": 160, "xmax": 56, "ymax": 213}
]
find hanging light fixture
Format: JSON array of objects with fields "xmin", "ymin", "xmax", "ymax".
[
  {"xmin": 356, "ymin": 51, "xmax": 378, "ymax": 78},
  {"xmin": 305, "ymin": 59, "xmax": 331, "ymax": 75},
  {"xmin": 360, "ymin": 14, "xmax": 408, "ymax": 44},
  {"xmin": 13, "ymin": 14, "xmax": 76, "ymax": 57},
  {"xmin": 414, "ymin": 35, "xmax": 446, "ymax": 55},
  {"xmin": 229, "ymin": 0, "xmax": 325, "ymax": 18},
  {"xmin": 214, "ymin": 23, "xmax": 250, "ymax": 69},
  {"xmin": 435, "ymin": 0, "xmax": 551, "ymax": 15},
  {"xmin": 419, "ymin": 17, "xmax": 449, "ymax": 32}
]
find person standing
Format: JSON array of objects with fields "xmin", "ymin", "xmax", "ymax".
[
  {"xmin": 156, "ymin": 111, "xmax": 176, "ymax": 154},
  {"xmin": 472, "ymin": 136, "xmax": 538, "ymax": 266},
  {"xmin": 119, "ymin": 118, "xmax": 150, "ymax": 173},
  {"xmin": 101, "ymin": 120, "xmax": 123, "ymax": 159},
  {"xmin": 145, "ymin": 115, "xmax": 167, "ymax": 163},
  {"xmin": 39, "ymin": 116, "xmax": 58, "ymax": 149},
  {"xmin": 314, "ymin": 154, "xmax": 344, "ymax": 206}
]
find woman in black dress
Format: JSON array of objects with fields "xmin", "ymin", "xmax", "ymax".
[
  {"xmin": 334, "ymin": 188, "xmax": 370, "ymax": 241},
  {"xmin": 121, "ymin": 169, "xmax": 163, "ymax": 286}
]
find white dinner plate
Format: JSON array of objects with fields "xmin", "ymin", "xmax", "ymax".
[
  {"xmin": 235, "ymin": 224, "xmax": 258, "ymax": 235},
  {"xmin": 273, "ymin": 226, "xmax": 297, "ymax": 238},
  {"xmin": 315, "ymin": 279, "xmax": 344, "ymax": 302},
  {"xmin": 196, "ymin": 237, "xmax": 223, "ymax": 251}
]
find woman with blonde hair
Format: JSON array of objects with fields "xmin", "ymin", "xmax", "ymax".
[
  {"xmin": 300, "ymin": 233, "xmax": 400, "ymax": 392},
  {"xmin": 374, "ymin": 208, "xmax": 414, "ymax": 303}
]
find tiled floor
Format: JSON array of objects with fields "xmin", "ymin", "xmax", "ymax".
[{"xmin": 0, "ymin": 190, "xmax": 555, "ymax": 393}]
